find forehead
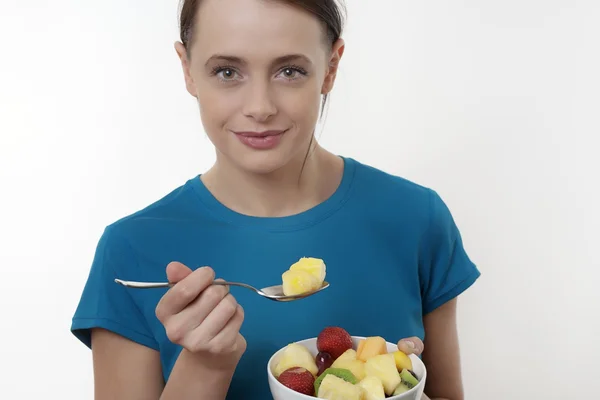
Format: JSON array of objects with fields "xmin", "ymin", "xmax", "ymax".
[{"xmin": 193, "ymin": 0, "xmax": 326, "ymax": 59}]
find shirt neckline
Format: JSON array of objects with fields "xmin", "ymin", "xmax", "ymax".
[{"xmin": 189, "ymin": 156, "xmax": 357, "ymax": 231}]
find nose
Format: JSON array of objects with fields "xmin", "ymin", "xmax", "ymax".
[{"xmin": 242, "ymin": 80, "xmax": 277, "ymax": 122}]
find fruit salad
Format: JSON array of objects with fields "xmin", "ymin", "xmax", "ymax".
[
  {"xmin": 273, "ymin": 327, "xmax": 421, "ymax": 399},
  {"xmin": 281, "ymin": 257, "xmax": 326, "ymax": 296}
]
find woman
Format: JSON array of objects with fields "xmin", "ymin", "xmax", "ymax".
[{"xmin": 71, "ymin": 0, "xmax": 480, "ymax": 399}]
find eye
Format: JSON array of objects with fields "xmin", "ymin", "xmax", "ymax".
[
  {"xmin": 217, "ymin": 68, "xmax": 237, "ymax": 80},
  {"xmin": 278, "ymin": 66, "xmax": 307, "ymax": 80},
  {"xmin": 282, "ymin": 68, "xmax": 297, "ymax": 78},
  {"xmin": 211, "ymin": 66, "xmax": 240, "ymax": 82}
]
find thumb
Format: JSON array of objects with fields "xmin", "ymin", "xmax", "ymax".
[
  {"xmin": 397, "ymin": 336, "xmax": 424, "ymax": 356},
  {"xmin": 166, "ymin": 261, "xmax": 193, "ymax": 284}
]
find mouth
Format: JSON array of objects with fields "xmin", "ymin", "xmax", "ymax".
[
  {"xmin": 232, "ymin": 129, "xmax": 289, "ymax": 150},
  {"xmin": 233, "ymin": 129, "xmax": 288, "ymax": 137}
]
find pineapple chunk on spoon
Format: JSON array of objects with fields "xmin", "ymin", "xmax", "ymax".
[
  {"xmin": 114, "ymin": 278, "xmax": 329, "ymax": 302},
  {"xmin": 115, "ymin": 257, "xmax": 329, "ymax": 302},
  {"xmin": 282, "ymin": 257, "xmax": 327, "ymax": 296}
]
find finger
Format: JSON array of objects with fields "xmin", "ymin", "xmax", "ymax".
[
  {"xmin": 156, "ymin": 266, "xmax": 215, "ymax": 319},
  {"xmin": 214, "ymin": 278, "xmax": 230, "ymax": 292},
  {"xmin": 207, "ymin": 304, "xmax": 245, "ymax": 353},
  {"xmin": 397, "ymin": 336, "xmax": 424, "ymax": 356},
  {"xmin": 166, "ymin": 280, "xmax": 229, "ymax": 340},
  {"xmin": 166, "ymin": 261, "xmax": 194, "ymax": 283},
  {"xmin": 191, "ymin": 293, "xmax": 239, "ymax": 342}
]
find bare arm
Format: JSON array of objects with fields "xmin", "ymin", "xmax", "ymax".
[
  {"xmin": 421, "ymin": 298, "xmax": 465, "ymax": 400},
  {"xmin": 91, "ymin": 328, "xmax": 164, "ymax": 400},
  {"xmin": 91, "ymin": 328, "xmax": 241, "ymax": 400},
  {"xmin": 160, "ymin": 348, "xmax": 240, "ymax": 400}
]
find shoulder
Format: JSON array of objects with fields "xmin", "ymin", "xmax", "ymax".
[
  {"xmin": 342, "ymin": 158, "xmax": 480, "ymax": 315},
  {"xmin": 348, "ymin": 157, "xmax": 448, "ymax": 224},
  {"xmin": 104, "ymin": 176, "xmax": 203, "ymax": 237},
  {"xmin": 89, "ymin": 176, "xmax": 210, "ymax": 267}
]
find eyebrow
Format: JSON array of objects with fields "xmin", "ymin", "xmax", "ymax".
[{"xmin": 204, "ymin": 54, "xmax": 313, "ymax": 67}]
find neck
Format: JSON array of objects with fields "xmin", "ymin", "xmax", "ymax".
[{"xmin": 201, "ymin": 145, "xmax": 344, "ymax": 218}]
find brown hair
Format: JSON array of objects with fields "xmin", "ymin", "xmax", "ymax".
[
  {"xmin": 178, "ymin": 0, "xmax": 346, "ymax": 115},
  {"xmin": 179, "ymin": 0, "xmax": 345, "ymax": 53}
]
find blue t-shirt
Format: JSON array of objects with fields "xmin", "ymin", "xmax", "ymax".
[{"xmin": 71, "ymin": 156, "xmax": 480, "ymax": 399}]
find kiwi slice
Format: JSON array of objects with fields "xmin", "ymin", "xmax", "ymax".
[
  {"xmin": 399, "ymin": 368, "xmax": 419, "ymax": 388},
  {"xmin": 314, "ymin": 367, "xmax": 358, "ymax": 394},
  {"xmin": 393, "ymin": 382, "xmax": 411, "ymax": 396}
]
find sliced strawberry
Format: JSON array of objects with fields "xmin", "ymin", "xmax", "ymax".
[{"xmin": 277, "ymin": 367, "xmax": 315, "ymax": 396}]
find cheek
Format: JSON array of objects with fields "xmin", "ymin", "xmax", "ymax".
[
  {"xmin": 196, "ymin": 86, "xmax": 236, "ymax": 129},
  {"xmin": 277, "ymin": 84, "xmax": 322, "ymax": 127}
]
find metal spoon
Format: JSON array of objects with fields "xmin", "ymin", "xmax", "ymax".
[{"xmin": 114, "ymin": 278, "xmax": 329, "ymax": 302}]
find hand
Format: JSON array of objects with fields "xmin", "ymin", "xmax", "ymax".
[
  {"xmin": 397, "ymin": 336, "xmax": 424, "ymax": 356},
  {"xmin": 155, "ymin": 262, "xmax": 246, "ymax": 366}
]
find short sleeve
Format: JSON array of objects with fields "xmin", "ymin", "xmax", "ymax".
[
  {"xmin": 419, "ymin": 190, "xmax": 481, "ymax": 314},
  {"xmin": 70, "ymin": 226, "xmax": 159, "ymax": 351}
]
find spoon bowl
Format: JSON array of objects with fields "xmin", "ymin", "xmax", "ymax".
[{"xmin": 114, "ymin": 279, "xmax": 329, "ymax": 302}]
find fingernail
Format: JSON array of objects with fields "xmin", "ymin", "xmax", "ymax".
[{"xmin": 405, "ymin": 340, "xmax": 415, "ymax": 349}]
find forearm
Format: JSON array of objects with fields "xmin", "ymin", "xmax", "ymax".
[{"xmin": 160, "ymin": 349, "xmax": 238, "ymax": 400}]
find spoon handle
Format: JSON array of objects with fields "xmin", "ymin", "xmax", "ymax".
[
  {"xmin": 115, "ymin": 279, "xmax": 257, "ymax": 292},
  {"xmin": 212, "ymin": 281, "xmax": 258, "ymax": 292},
  {"xmin": 114, "ymin": 279, "xmax": 172, "ymax": 288}
]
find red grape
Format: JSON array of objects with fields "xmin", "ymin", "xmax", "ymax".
[{"xmin": 315, "ymin": 351, "xmax": 333, "ymax": 375}]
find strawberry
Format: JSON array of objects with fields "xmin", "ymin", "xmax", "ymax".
[
  {"xmin": 317, "ymin": 326, "xmax": 353, "ymax": 360},
  {"xmin": 277, "ymin": 367, "xmax": 315, "ymax": 396}
]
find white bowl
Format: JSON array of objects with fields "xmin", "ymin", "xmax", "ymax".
[{"xmin": 267, "ymin": 336, "xmax": 427, "ymax": 400}]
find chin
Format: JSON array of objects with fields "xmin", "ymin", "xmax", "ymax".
[
  {"xmin": 211, "ymin": 128, "xmax": 311, "ymax": 175},
  {"xmin": 233, "ymin": 151, "xmax": 292, "ymax": 175}
]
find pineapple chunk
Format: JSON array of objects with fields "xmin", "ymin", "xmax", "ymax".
[
  {"xmin": 357, "ymin": 376, "xmax": 386, "ymax": 400},
  {"xmin": 330, "ymin": 359, "xmax": 366, "ymax": 381},
  {"xmin": 392, "ymin": 350, "xmax": 413, "ymax": 371},
  {"xmin": 289, "ymin": 257, "xmax": 326, "ymax": 283},
  {"xmin": 364, "ymin": 354, "xmax": 401, "ymax": 396},
  {"xmin": 336, "ymin": 349, "xmax": 358, "ymax": 363},
  {"xmin": 274, "ymin": 343, "xmax": 318, "ymax": 377},
  {"xmin": 317, "ymin": 374, "xmax": 362, "ymax": 400},
  {"xmin": 357, "ymin": 339, "xmax": 365, "ymax": 356},
  {"xmin": 356, "ymin": 336, "xmax": 387, "ymax": 362},
  {"xmin": 281, "ymin": 269, "xmax": 320, "ymax": 296}
]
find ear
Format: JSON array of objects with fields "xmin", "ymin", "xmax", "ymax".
[
  {"xmin": 175, "ymin": 41, "xmax": 198, "ymax": 98},
  {"xmin": 321, "ymin": 38, "xmax": 345, "ymax": 95}
]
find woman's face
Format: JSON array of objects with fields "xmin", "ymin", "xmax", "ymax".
[{"xmin": 176, "ymin": 0, "xmax": 344, "ymax": 175}]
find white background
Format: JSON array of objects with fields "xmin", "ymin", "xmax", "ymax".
[{"xmin": 1, "ymin": 0, "xmax": 599, "ymax": 398}]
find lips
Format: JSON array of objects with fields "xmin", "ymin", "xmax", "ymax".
[
  {"xmin": 234, "ymin": 130, "xmax": 287, "ymax": 137},
  {"xmin": 232, "ymin": 129, "xmax": 287, "ymax": 150}
]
